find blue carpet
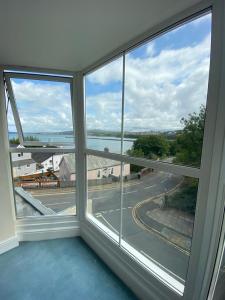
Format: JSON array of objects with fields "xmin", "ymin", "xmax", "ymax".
[{"xmin": 0, "ymin": 237, "xmax": 138, "ymax": 300}]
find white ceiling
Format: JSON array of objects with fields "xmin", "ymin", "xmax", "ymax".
[{"xmin": 0, "ymin": 0, "xmax": 203, "ymax": 72}]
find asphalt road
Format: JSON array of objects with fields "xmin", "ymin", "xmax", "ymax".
[{"xmin": 31, "ymin": 171, "xmax": 189, "ymax": 282}]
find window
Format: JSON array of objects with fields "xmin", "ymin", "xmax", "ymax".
[
  {"xmin": 85, "ymin": 12, "xmax": 211, "ymax": 293},
  {"xmin": 85, "ymin": 57, "xmax": 123, "ymax": 154},
  {"xmin": 5, "ymin": 73, "xmax": 76, "ymax": 218},
  {"xmin": 5, "ymin": 73, "xmax": 74, "ymax": 147}
]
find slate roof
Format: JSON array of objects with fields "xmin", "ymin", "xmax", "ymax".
[
  {"xmin": 32, "ymin": 153, "xmax": 55, "ymax": 163},
  {"xmin": 12, "ymin": 158, "xmax": 36, "ymax": 167}
]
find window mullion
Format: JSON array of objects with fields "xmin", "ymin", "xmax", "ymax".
[
  {"xmin": 119, "ymin": 53, "xmax": 126, "ymax": 246},
  {"xmin": 85, "ymin": 148, "xmax": 200, "ymax": 179}
]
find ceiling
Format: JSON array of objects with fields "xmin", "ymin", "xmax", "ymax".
[{"xmin": 0, "ymin": 0, "xmax": 204, "ymax": 72}]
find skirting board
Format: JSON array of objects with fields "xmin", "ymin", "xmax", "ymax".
[
  {"xmin": 0, "ymin": 236, "xmax": 19, "ymax": 255},
  {"xmin": 81, "ymin": 221, "xmax": 180, "ymax": 300},
  {"xmin": 17, "ymin": 227, "xmax": 80, "ymax": 241}
]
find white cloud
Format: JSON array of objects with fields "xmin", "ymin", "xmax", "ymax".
[
  {"xmin": 87, "ymin": 57, "xmax": 123, "ymax": 85},
  {"xmin": 146, "ymin": 42, "xmax": 155, "ymax": 57},
  {"xmin": 86, "ymin": 92, "xmax": 121, "ymax": 130},
  {"xmin": 9, "ymin": 80, "xmax": 73, "ymax": 132},
  {"xmin": 86, "ymin": 33, "xmax": 211, "ymax": 132}
]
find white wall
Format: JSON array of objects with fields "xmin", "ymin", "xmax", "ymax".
[
  {"xmin": 41, "ymin": 154, "xmax": 64, "ymax": 172},
  {"xmin": 13, "ymin": 162, "xmax": 37, "ymax": 177},
  {"xmin": 0, "ymin": 71, "xmax": 16, "ymax": 243},
  {"xmin": 11, "ymin": 151, "xmax": 31, "ymax": 161}
]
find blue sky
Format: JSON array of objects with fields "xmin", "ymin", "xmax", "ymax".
[{"xmin": 7, "ymin": 13, "xmax": 211, "ymax": 134}]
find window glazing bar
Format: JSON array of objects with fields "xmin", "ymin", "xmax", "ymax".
[
  {"xmin": 1, "ymin": 65, "xmax": 75, "ymax": 77},
  {"xmin": 9, "ymin": 147, "xmax": 75, "ymax": 153},
  {"xmin": 5, "ymin": 76, "xmax": 24, "ymax": 145},
  {"xmin": 5, "ymin": 72, "xmax": 73, "ymax": 83},
  {"xmin": 85, "ymin": 148, "xmax": 200, "ymax": 178},
  {"xmin": 119, "ymin": 53, "xmax": 126, "ymax": 246}
]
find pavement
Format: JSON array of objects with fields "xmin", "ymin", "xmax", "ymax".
[{"xmin": 134, "ymin": 195, "xmax": 194, "ymax": 252}]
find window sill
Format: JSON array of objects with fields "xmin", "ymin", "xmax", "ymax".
[
  {"xmin": 16, "ymin": 214, "xmax": 80, "ymax": 241},
  {"xmin": 86, "ymin": 214, "xmax": 184, "ymax": 296}
]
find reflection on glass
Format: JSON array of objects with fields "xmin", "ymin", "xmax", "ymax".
[
  {"xmin": 12, "ymin": 152, "xmax": 76, "ymax": 217},
  {"xmin": 9, "ymin": 78, "xmax": 74, "ymax": 145},
  {"xmin": 87, "ymin": 155, "xmax": 124, "ymax": 241},
  {"xmin": 123, "ymin": 14, "xmax": 211, "ymax": 167},
  {"xmin": 85, "ymin": 57, "xmax": 123, "ymax": 153},
  {"xmin": 121, "ymin": 163, "xmax": 198, "ymax": 283}
]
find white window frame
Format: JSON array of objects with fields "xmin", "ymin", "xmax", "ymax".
[
  {"xmin": 81, "ymin": 1, "xmax": 225, "ymax": 299},
  {"xmin": 4, "ymin": 71, "xmax": 75, "ymax": 147},
  {"xmin": 1, "ymin": 0, "xmax": 225, "ymax": 299},
  {"xmin": 1, "ymin": 68, "xmax": 80, "ymax": 241}
]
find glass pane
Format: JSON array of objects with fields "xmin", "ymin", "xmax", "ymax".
[
  {"xmin": 87, "ymin": 155, "xmax": 123, "ymax": 242},
  {"xmin": 85, "ymin": 57, "xmax": 124, "ymax": 154},
  {"xmin": 121, "ymin": 163, "xmax": 198, "ymax": 283},
  {"xmin": 124, "ymin": 13, "xmax": 211, "ymax": 168},
  {"xmin": 10, "ymin": 78, "xmax": 74, "ymax": 145},
  {"xmin": 12, "ymin": 152, "xmax": 76, "ymax": 217}
]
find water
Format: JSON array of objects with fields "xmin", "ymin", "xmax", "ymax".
[{"xmin": 8, "ymin": 133, "xmax": 134, "ymax": 154}]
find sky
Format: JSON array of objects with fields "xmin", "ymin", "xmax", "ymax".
[
  {"xmin": 7, "ymin": 79, "xmax": 73, "ymax": 133},
  {"xmin": 86, "ymin": 12, "xmax": 211, "ymax": 132},
  {"xmin": 7, "ymin": 13, "xmax": 211, "ymax": 134}
]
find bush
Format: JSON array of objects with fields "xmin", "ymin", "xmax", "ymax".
[{"xmin": 166, "ymin": 177, "xmax": 198, "ymax": 215}]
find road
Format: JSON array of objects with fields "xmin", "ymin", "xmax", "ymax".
[{"xmin": 30, "ymin": 171, "xmax": 189, "ymax": 282}]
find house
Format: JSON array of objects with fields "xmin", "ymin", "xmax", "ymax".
[
  {"xmin": 11, "ymin": 146, "xmax": 37, "ymax": 177},
  {"xmin": 12, "ymin": 158, "xmax": 37, "ymax": 178},
  {"xmin": 31, "ymin": 152, "xmax": 64, "ymax": 172},
  {"xmin": 59, "ymin": 154, "xmax": 130, "ymax": 181}
]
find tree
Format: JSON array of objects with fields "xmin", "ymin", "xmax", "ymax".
[
  {"xmin": 9, "ymin": 135, "xmax": 39, "ymax": 145},
  {"xmin": 175, "ymin": 105, "xmax": 205, "ymax": 167},
  {"xmin": 9, "ymin": 137, "xmax": 20, "ymax": 145},
  {"xmin": 127, "ymin": 134, "xmax": 169, "ymax": 160}
]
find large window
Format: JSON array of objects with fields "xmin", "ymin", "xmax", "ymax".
[
  {"xmin": 85, "ymin": 12, "xmax": 211, "ymax": 293},
  {"xmin": 5, "ymin": 73, "xmax": 76, "ymax": 218}
]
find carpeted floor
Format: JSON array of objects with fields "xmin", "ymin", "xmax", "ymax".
[{"xmin": 0, "ymin": 237, "xmax": 138, "ymax": 300}]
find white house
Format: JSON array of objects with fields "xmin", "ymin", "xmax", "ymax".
[
  {"xmin": 11, "ymin": 146, "xmax": 37, "ymax": 177},
  {"xmin": 31, "ymin": 152, "xmax": 64, "ymax": 172},
  {"xmin": 59, "ymin": 154, "xmax": 130, "ymax": 181},
  {"xmin": 12, "ymin": 157, "xmax": 37, "ymax": 178}
]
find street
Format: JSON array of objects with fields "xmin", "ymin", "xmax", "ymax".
[{"xmin": 30, "ymin": 171, "xmax": 189, "ymax": 282}]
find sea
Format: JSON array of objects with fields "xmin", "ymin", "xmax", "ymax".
[{"xmin": 8, "ymin": 132, "xmax": 134, "ymax": 154}]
